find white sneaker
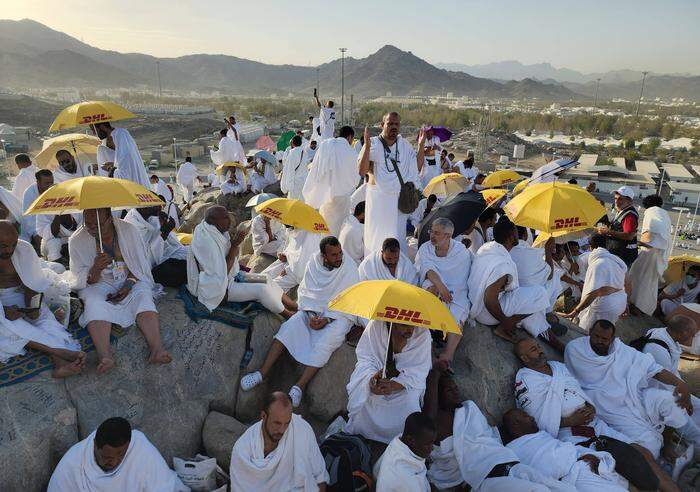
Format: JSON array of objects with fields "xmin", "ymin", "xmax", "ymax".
[
  {"xmin": 240, "ymin": 371, "xmax": 263, "ymax": 391},
  {"xmin": 288, "ymin": 385, "xmax": 303, "ymax": 408}
]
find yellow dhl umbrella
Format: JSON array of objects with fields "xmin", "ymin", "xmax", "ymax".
[
  {"xmin": 512, "ymin": 178, "xmax": 529, "ymax": 196},
  {"xmin": 481, "ymin": 188, "xmax": 507, "ymax": 208},
  {"xmin": 423, "ymin": 173, "xmax": 469, "ymax": 198},
  {"xmin": 664, "ymin": 255, "xmax": 700, "ymax": 283},
  {"xmin": 531, "ymin": 228, "xmax": 592, "ymax": 248},
  {"xmin": 176, "ymin": 232, "xmax": 193, "ymax": 245},
  {"xmin": 33, "ymin": 133, "xmax": 101, "ymax": 170},
  {"xmin": 215, "ymin": 161, "xmax": 248, "ymax": 175},
  {"xmin": 481, "ymin": 169, "xmax": 523, "ymax": 189},
  {"xmin": 49, "ymin": 101, "xmax": 136, "ymax": 132},
  {"xmin": 503, "ymin": 182, "xmax": 606, "ymax": 234},
  {"xmin": 26, "ymin": 176, "xmax": 163, "ymax": 215},
  {"xmin": 254, "ymin": 198, "xmax": 329, "ymax": 234},
  {"xmin": 329, "ymin": 279, "xmax": 461, "ymax": 378}
]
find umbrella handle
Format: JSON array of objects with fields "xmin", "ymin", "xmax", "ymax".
[
  {"xmin": 382, "ymin": 322, "xmax": 393, "ymax": 380},
  {"xmin": 71, "ymin": 141, "xmax": 93, "ymax": 176},
  {"xmin": 96, "ymin": 211, "xmax": 104, "ymax": 253}
]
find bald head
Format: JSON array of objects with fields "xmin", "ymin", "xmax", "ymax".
[
  {"xmin": 261, "ymin": 391, "xmax": 293, "ymax": 445},
  {"xmin": 503, "ymin": 408, "xmax": 538, "ymax": 440},
  {"xmin": 205, "ymin": 205, "xmax": 231, "ymax": 233},
  {"xmin": 513, "ymin": 338, "xmax": 548, "ymax": 370},
  {"xmin": 667, "ymin": 314, "xmax": 697, "ymax": 346},
  {"xmin": 0, "ymin": 220, "xmax": 18, "ymax": 260}
]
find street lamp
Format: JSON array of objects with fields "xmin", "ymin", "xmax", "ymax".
[
  {"xmin": 339, "ymin": 48, "xmax": 347, "ymax": 125},
  {"xmin": 635, "ymin": 71, "xmax": 649, "ymax": 117},
  {"xmin": 593, "ymin": 78, "xmax": 601, "ymax": 109},
  {"xmin": 671, "ymin": 206, "xmax": 690, "ymax": 255},
  {"xmin": 172, "ymin": 137, "xmax": 177, "ymax": 170}
]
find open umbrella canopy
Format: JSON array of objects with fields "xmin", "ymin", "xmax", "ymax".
[
  {"xmin": 49, "ymin": 101, "xmax": 136, "ymax": 132},
  {"xmin": 531, "ymin": 228, "xmax": 592, "ymax": 248},
  {"xmin": 34, "ymin": 133, "xmax": 101, "ymax": 169},
  {"xmin": 328, "ymin": 280, "xmax": 461, "ymax": 334},
  {"xmin": 276, "ymin": 130, "xmax": 296, "ymax": 151},
  {"xmin": 254, "ymin": 150, "xmax": 277, "ymax": 166},
  {"xmin": 254, "ymin": 198, "xmax": 329, "ymax": 234},
  {"xmin": 664, "ymin": 255, "xmax": 700, "ymax": 283},
  {"xmin": 482, "ymin": 169, "xmax": 523, "ymax": 188},
  {"xmin": 424, "ymin": 126, "xmax": 453, "ymax": 143},
  {"xmin": 530, "ymin": 157, "xmax": 579, "ymax": 183},
  {"xmin": 26, "ymin": 176, "xmax": 162, "ymax": 215},
  {"xmin": 176, "ymin": 232, "xmax": 193, "ymax": 245},
  {"xmin": 503, "ymin": 182, "xmax": 606, "ymax": 234},
  {"xmin": 215, "ymin": 162, "xmax": 248, "ymax": 175},
  {"xmin": 245, "ymin": 193, "xmax": 278, "ymax": 208},
  {"xmin": 417, "ymin": 191, "xmax": 485, "ymax": 246},
  {"xmin": 423, "ymin": 173, "xmax": 469, "ymax": 198},
  {"xmin": 480, "ymin": 188, "xmax": 508, "ymax": 208},
  {"xmin": 255, "ymin": 135, "xmax": 276, "ymax": 152}
]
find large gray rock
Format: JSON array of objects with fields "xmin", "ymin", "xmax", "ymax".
[
  {"xmin": 179, "ymin": 200, "xmax": 215, "ymax": 233},
  {"xmin": 306, "ymin": 342, "xmax": 356, "ymax": 423},
  {"xmin": 202, "ymin": 411, "xmax": 249, "ymax": 471},
  {"xmin": 0, "ymin": 377, "xmax": 78, "ymax": 491}
]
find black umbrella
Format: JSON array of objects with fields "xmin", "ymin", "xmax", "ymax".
[{"xmin": 417, "ymin": 191, "xmax": 486, "ymax": 247}]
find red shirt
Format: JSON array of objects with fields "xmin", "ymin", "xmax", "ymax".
[{"xmin": 620, "ymin": 214, "xmax": 638, "ymax": 234}]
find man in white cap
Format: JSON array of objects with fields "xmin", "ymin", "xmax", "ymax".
[{"xmin": 598, "ymin": 186, "xmax": 638, "ymax": 267}]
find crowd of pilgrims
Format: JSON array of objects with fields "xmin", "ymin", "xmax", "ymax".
[{"xmin": 2, "ymin": 97, "xmax": 698, "ymax": 490}]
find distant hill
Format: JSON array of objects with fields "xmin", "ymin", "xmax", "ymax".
[{"xmin": 0, "ymin": 19, "xmax": 578, "ymax": 100}]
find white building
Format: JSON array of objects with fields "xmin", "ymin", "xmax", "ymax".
[
  {"xmin": 634, "ymin": 160, "xmax": 660, "ymax": 179},
  {"xmin": 667, "ymin": 181, "xmax": 700, "ymax": 206},
  {"xmin": 662, "ymin": 163, "xmax": 694, "ymax": 183}
]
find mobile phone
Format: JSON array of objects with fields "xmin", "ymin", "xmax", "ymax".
[{"xmin": 28, "ymin": 293, "xmax": 42, "ymax": 310}]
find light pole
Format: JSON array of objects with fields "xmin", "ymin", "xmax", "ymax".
[
  {"xmin": 172, "ymin": 137, "xmax": 177, "ymax": 169},
  {"xmin": 339, "ymin": 48, "xmax": 347, "ymax": 125},
  {"xmin": 316, "ymin": 67, "xmax": 320, "ymax": 95},
  {"xmin": 635, "ymin": 71, "xmax": 649, "ymax": 117},
  {"xmin": 156, "ymin": 61, "xmax": 162, "ymax": 98},
  {"xmin": 593, "ymin": 78, "xmax": 601, "ymax": 108},
  {"xmin": 671, "ymin": 206, "xmax": 690, "ymax": 255}
]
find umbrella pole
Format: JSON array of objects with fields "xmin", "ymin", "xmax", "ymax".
[
  {"xmin": 71, "ymin": 141, "xmax": 92, "ymax": 176},
  {"xmin": 96, "ymin": 211, "xmax": 104, "ymax": 253},
  {"xmin": 382, "ymin": 322, "xmax": 393, "ymax": 379}
]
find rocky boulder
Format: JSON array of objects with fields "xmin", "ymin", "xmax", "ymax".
[{"xmin": 202, "ymin": 411, "xmax": 249, "ymax": 471}]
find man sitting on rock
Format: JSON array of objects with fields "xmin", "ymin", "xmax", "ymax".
[
  {"xmin": 423, "ymin": 367, "xmax": 566, "ymax": 491},
  {"xmin": 48, "ymin": 417, "xmax": 188, "ymax": 491},
  {"xmin": 249, "ymin": 213, "xmax": 287, "ymax": 272},
  {"xmin": 658, "ymin": 265, "xmax": 700, "ymax": 318},
  {"xmin": 0, "ymin": 221, "xmax": 84, "ymax": 378},
  {"xmin": 565, "ymin": 319, "xmax": 692, "ymax": 460},
  {"xmin": 229, "ymin": 392, "xmax": 328, "ymax": 491},
  {"xmin": 69, "ymin": 208, "xmax": 171, "ymax": 374},
  {"xmin": 373, "ymin": 412, "xmax": 435, "ymax": 492},
  {"xmin": 467, "ymin": 216, "xmax": 563, "ymax": 350},
  {"xmin": 241, "ymin": 236, "xmax": 358, "ymax": 407},
  {"xmin": 36, "ymin": 208, "xmax": 78, "ymax": 264},
  {"xmin": 220, "ymin": 168, "xmax": 246, "ymax": 196},
  {"xmin": 513, "ymin": 338, "xmax": 660, "ymax": 491},
  {"xmin": 561, "ymin": 234, "xmax": 628, "ymax": 332},
  {"xmin": 415, "ymin": 217, "xmax": 470, "ymax": 367},
  {"xmin": 337, "ymin": 201, "xmax": 365, "ymax": 264},
  {"xmin": 503, "ymin": 409, "xmax": 629, "ymax": 492},
  {"xmin": 345, "ymin": 320, "xmax": 432, "ymax": 445},
  {"xmin": 187, "ymin": 206, "xmax": 293, "ymax": 318},
  {"xmin": 124, "ymin": 205, "xmax": 188, "ymax": 288},
  {"xmin": 358, "ymin": 237, "xmax": 418, "ymax": 285}
]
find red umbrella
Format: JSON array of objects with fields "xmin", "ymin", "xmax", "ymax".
[{"xmin": 255, "ymin": 135, "xmax": 276, "ymax": 152}]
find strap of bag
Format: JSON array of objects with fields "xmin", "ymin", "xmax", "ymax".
[
  {"xmin": 379, "ymin": 136, "xmax": 405, "ymax": 187},
  {"xmin": 294, "ymin": 150, "xmax": 304, "ymax": 172}
]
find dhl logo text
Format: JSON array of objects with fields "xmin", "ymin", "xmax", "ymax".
[
  {"xmin": 34, "ymin": 196, "xmax": 77, "ymax": 209},
  {"xmin": 135, "ymin": 193, "xmax": 160, "ymax": 203},
  {"xmin": 79, "ymin": 114, "xmax": 113, "ymax": 124},
  {"xmin": 313, "ymin": 223, "xmax": 328, "ymax": 232},
  {"xmin": 261, "ymin": 207, "xmax": 282, "ymax": 218},
  {"xmin": 377, "ymin": 306, "xmax": 431, "ymax": 325},
  {"xmin": 552, "ymin": 217, "xmax": 586, "ymax": 229}
]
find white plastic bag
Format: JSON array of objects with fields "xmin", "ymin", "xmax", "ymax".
[{"xmin": 173, "ymin": 454, "xmax": 227, "ymax": 492}]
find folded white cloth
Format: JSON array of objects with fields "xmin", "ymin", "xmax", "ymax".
[
  {"xmin": 374, "ymin": 436, "xmax": 430, "ymax": 492},
  {"xmin": 47, "ymin": 430, "xmax": 188, "ymax": 492},
  {"xmin": 229, "ymin": 414, "xmax": 328, "ymax": 492},
  {"xmin": 358, "ymin": 250, "xmax": 418, "ymax": 285}
]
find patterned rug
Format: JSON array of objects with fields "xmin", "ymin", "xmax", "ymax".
[
  {"xmin": 177, "ymin": 285, "xmax": 265, "ymax": 330},
  {"xmin": 0, "ymin": 324, "xmax": 126, "ymax": 388}
]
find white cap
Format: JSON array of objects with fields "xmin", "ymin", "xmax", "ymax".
[{"xmin": 614, "ymin": 186, "xmax": 634, "ymax": 200}]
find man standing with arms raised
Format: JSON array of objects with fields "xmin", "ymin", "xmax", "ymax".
[{"xmin": 358, "ymin": 113, "xmax": 425, "ymax": 256}]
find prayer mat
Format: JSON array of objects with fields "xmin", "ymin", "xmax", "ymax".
[
  {"xmin": 177, "ymin": 285, "xmax": 265, "ymax": 331},
  {"xmin": 0, "ymin": 324, "xmax": 126, "ymax": 388}
]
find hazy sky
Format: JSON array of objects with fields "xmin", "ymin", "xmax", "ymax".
[{"xmin": 5, "ymin": 0, "xmax": 700, "ymax": 74}]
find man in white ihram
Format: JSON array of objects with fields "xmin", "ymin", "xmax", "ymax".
[
  {"xmin": 91, "ymin": 122, "xmax": 150, "ymax": 187},
  {"xmin": 337, "ymin": 201, "xmax": 364, "ymax": 264},
  {"xmin": 211, "ymin": 128, "xmax": 247, "ymax": 176},
  {"xmin": 658, "ymin": 265, "xmax": 700, "ymax": 317},
  {"xmin": 415, "ymin": 218, "xmax": 469, "ymax": 368},
  {"xmin": 249, "ymin": 213, "xmax": 287, "ymax": 272},
  {"xmin": 302, "ymin": 125, "xmax": 360, "ymax": 235},
  {"xmin": 358, "ymin": 113, "xmax": 425, "ymax": 256},
  {"xmin": 11, "ymin": 153, "xmax": 36, "ymax": 201},
  {"xmin": 280, "ymin": 135, "xmax": 311, "ymax": 200},
  {"xmin": 187, "ymin": 206, "xmax": 293, "ymax": 318},
  {"xmin": 229, "ymin": 392, "xmax": 328, "ymax": 491},
  {"xmin": 358, "ymin": 237, "xmax": 418, "ymax": 285},
  {"xmin": 48, "ymin": 417, "xmax": 187, "ymax": 491},
  {"xmin": 241, "ymin": 236, "xmax": 358, "ymax": 407},
  {"xmin": 314, "ymin": 89, "xmax": 336, "ymax": 141},
  {"xmin": 176, "ymin": 156, "xmax": 198, "ymax": 204}
]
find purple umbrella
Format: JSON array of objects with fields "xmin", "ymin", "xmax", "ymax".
[{"xmin": 421, "ymin": 126, "xmax": 453, "ymax": 143}]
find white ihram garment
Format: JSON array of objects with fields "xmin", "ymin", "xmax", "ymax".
[
  {"xmin": 344, "ymin": 320, "xmax": 431, "ymax": 443},
  {"xmin": 515, "ymin": 361, "xmax": 630, "ymax": 445},
  {"xmin": 318, "ymin": 107, "xmax": 336, "ymax": 141},
  {"xmin": 427, "ymin": 400, "xmax": 566, "ymax": 492},
  {"xmin": 415, "ymin": 239, "xmax": 471, "ymax": 325},
  {"xmin": 509, "ymin": 240, "xmax": 562, "ymax": 312},
  {"xmin": 337, "ymin": 215, "xmax": 364, "ymax": 264},
  {"xmin": 280, "ymin": 147, "xmax": 310, "ymax": 200},
  {"xmin": 123, "ymin": 210, "xmax": 187, "ymax": 267},
  {"xmin": 364, "ymin": 136, "xmax": 419, "ymax": 256},
  {"xmin": 262, "ymin": 229, "xmax": 323, "ymax": 292},
  {"xmin": 0, "ymin": 240, "xmax": 79, "ymax": 362},
  {"xmin": 274, "ymin": 252, "xmax": 358, "ymax": 367},
  {"xmin": 358, "ymin": 250, "xmax": 418, "ymax": 285},
  {"xmin": 577, "ymin": 247, "xmax": 628, "ymax": 331},
  {"xmin": 565, "ymin": 336, "xmax": 689, "ymax": 457},
  {"xmin": 374, "ymin": 436, "xmax": 430, "ymax": 492},
  {"xmin": 186, "ymin": 222, "xmax": 283, "ymax": 314},
  {"xmin": 467, "ymin": 242, "xmax": 550, "ymax": 337},
  {"xmin": 507, "ymin": 431, "xmax": 628, "ymax": 491},
  {"xmin": 660, "ymin": 279, "xmax": 700, "ymax": 316},
  {"xmin": 176, "ymin": 162, "xmax": 197, "ymax": 202},
  {"xmin": 68, "ymin": 220, "xmax": 156, "ymax": 328},
  {"xmin": 250, "ymin": 214, "xmax": 286, "ymax": 257},
  {"xmin": 11, "ymin": 164, "xmax": 37, "ymax": 201},
  {"xmin": 47, "ymin": 430, "xmax": 187, "ymax": 492},
  {"xmin": 112, "ymin": 128, "xmax": 149, "ymax": 188},
  {"xmin": 628, "ymin": 206, "xmax": 672, "ymax": 315}
]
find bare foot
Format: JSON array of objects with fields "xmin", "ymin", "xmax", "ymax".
[
  {"xmin": 96, "ymin": 357, "xmax": 116, "ymax": 374},
  {"xmin": 148, "ymin": 348, "xmax": 172, "ymax": 365},
  {"xmin": 493, "ymin": 326, "xmax": 518, "ymax": 343},
  {"xmin": 52, "ymin": 347, "xmax": 84, "ymax": 362},
  {"xmin": 51, "ymin": 357, "xmax": 83, "ymax": 378}
]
